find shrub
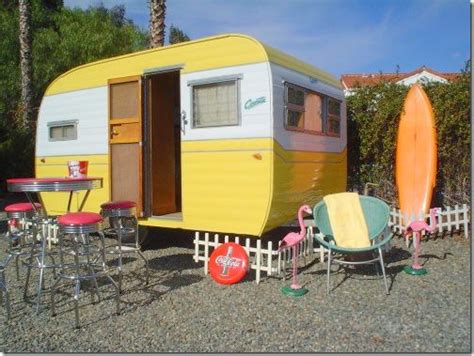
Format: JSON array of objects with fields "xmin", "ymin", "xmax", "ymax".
[{"xmin": 346, "ymin": 63, "xmax": 470, "ymax": 207}]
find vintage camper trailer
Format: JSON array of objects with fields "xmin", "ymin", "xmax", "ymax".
[{"xmin": 35, "ymin": 34, "xmax": 347, "ymax": 238}]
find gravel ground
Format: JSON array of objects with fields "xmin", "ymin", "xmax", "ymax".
[{"xmin": 0, "ymin": 227, "xmax": 471, "ymax": 353}]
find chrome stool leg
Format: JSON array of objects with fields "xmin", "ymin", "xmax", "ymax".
[
  {"xmin": 117, "ymin": 221, "xmax": 124, "ymax": 293},
  {"xmin": 98, "ymin": 231, "xmax": 120, "ymax": 316},
  {"xmin": 54, "ymin": 213, "xmax": 120, "ymax": 328},
  {"xmin": 35, "ymin": 231, "xmax": 48, "ymax": 314},
  {"xmin": 20, "ymin": 218, "xmax": 57, "ymax": 313},
  {"xmin": 100, "ymin": 201, "xmax": 149, "ymax": 291},
  {"xmin": 0, "ymin": 265, "xmax": 10, "ymax": 320},
  {"xmin": 22, "ymin": 221, "xmax": 38, "ymax": 302}
]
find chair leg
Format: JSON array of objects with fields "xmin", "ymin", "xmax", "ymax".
[
  {"xmin": 72, "ymin": 235, "xmax": 82, "ymax": 328},
  {"xmin": 373, "ymin": 252, "xmax": 380, "ymax": 276},
  {"xmin": 83, "ymin": 233, "xmax": 101, "ymax": 304},
  {"xmin": 98, "ymin": 231, "xmax": 120, "ymax": 315},
  {"xmin": 73, "ymin": 279, "xmax": 81, "ymax": 329},
  {"xmin": 378, "ymin": 247, "xmax": 389, "ymax": 295},
  {"xmin": 35, "ymin": 233, "xmax": 48, "ymax": 314},
  {"xmin": 117, "ymin": 220, "xmax": 124, "ymax": 293},
  {"xmin": 326, "ymin": 248, "xmax": 332, "ymax": 294},
  {"xmin": 106, "ymin": 274, "xmax": 121, "ymax": 316},
  {"xmin": 23, "ymin": 227, "xmax": 37, "ymax": 301}
]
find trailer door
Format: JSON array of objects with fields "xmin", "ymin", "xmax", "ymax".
[
  {"xmin": 143, "ymin": 70, "xmax": 182, "ymax": 217},
  {"xmin": 108, "ymin": 76, "xmax": 144, "ymax": 215}
]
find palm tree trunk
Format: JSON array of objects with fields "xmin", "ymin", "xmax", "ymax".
[
  {"xmin": 19, "ymin": 0, "xmax": 34, "ymax": 129},
  {"xmin": 149, "ymin": 0, "xmax": 166, "ymax": 48}
]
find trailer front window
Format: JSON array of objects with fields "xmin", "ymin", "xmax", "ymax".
[{"xmin": 192, "ymin": 80, "xmax": 239, "ymax": 128}]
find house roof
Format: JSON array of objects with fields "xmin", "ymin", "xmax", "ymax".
[{"xmin": 340, "ymin": 66, "xmax": 460, "ymax": 90}]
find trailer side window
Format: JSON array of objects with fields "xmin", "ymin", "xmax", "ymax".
[
  {"xmin": 327, "ymin": 98, "xmax": 341, "ymax": 135},
  {"xmin": 192, "ymin": 80, "xmax": 239, "ymax": 128},
  {"xmin": 285, "ymin": 84, "xmax": 305, "ymax": 130},
  {"xmin": 305, "ymin": 92, "xmax": 323, "ymax": 133},
  {"xmin": 284, "ymin": 82, "xmax": 341, "ymax": 137},
  {"xmin": 48, "ymin": 120, "xmax": 78, "ymax": 141}
]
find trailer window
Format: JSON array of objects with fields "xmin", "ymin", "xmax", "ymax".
[
  {"xmin": 284, "ymin": 83, "xmax": 341, "ymax": 137},
  {"xmin": 304, "ymin": 92, "xmax": 323, "ymax": 133},
  {"xmin": 192, "ymin": 80, "xmax": 239, "ymax": 128},
  {"xmin": 327, "ymin": 98, "xmax": 341, "ymax": 135},
  {"xmin": 285, "ymin": 85, "xmax": 305, "ymax": 129},
  {"xmin": 110, "ymin": 81, "xmax": 139, "ymax": 119},
  {"xmin": 48, "ymin": 120, "xmax": 77, "ymax": 141}
]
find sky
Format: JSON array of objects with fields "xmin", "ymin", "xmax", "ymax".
[{"xmin": 63, "ymin": 0, "xmax": 470, "ymax": 78}]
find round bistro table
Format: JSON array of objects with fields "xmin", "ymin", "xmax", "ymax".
[
  {"xmin": 5, "ymin": 177, "xmax": 103, "ymax": 313},
  {"xmin": 7, "ymin": 177, "xmax": 103, "ymax": 215}
]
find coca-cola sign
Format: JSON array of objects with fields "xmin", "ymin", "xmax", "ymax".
[
  {"xmin": 209, "ymin": 242, "xmax": 249, "ymax": 285},
  {"xmin": 216, "ymin": 255, "xmax": 243, "ymax": 276}
]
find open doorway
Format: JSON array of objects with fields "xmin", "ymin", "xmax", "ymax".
[{"xmin": 146, "ymin": 71, "xmax": 182, "ymax": 217}]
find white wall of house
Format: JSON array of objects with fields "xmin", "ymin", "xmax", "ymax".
[
  {"xmin": 343, "ymin": 71, "xmax": 449, "ymax": 96},
  {"xmin": 398, "ymin": 71, "xmax": 448, "ymax": 85}
]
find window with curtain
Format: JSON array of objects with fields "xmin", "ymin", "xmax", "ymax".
[
  {"xmin": 192, "ymin": 80, "xmax": 239, "ymax": 127},
  {"xmin": 284, "ymin": 82, "xmax": 341, "ymax": 137},
  {"xmin": 327, "ymin": 98, "xmax": 341, "ymax": 135},
  {"xmin": 304, "ymin": 92, "xmax": 323, "ymax": 132}
]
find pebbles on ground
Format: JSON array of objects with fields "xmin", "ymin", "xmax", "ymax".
[{"xmin": 0, "ymin": 229, "xmax": 471, "ymax": 353}]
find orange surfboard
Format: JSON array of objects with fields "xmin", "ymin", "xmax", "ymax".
[{"xmin": 396, "ymin": 84, "xmax": 437, "ymax": 222}]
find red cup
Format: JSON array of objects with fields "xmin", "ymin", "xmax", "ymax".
[{"xmin": 68, "ymin": 160, "xmax": 88, "ymax": 178}]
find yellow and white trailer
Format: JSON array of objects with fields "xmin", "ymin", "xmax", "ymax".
[{"xmin": 35, "ymin": 34, "xmax": 347, "ymax": 239}]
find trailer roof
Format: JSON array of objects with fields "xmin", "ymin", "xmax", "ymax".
[{"xmin": 45, "ymin": 34, "xmax": 341, "ymax": 96}]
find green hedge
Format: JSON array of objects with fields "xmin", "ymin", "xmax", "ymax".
[{"xmin": 346, "ymin": 64, "xmax": 470, "ymax": 207}]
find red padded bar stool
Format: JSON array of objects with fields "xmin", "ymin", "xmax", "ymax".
[
  {"xmin": 4, "ymin": 202, "xmax": 42, "ymax": 279},
  {"xmin": 51, "ymin": 212, "xmax": 120, "ymax": 329},
  {"xmin": 100, "ymin": 200, "xmax": 149, "ymax": 292}
]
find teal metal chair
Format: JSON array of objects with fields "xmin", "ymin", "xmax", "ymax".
[{"xmin": 313, "ymin": 195, "xmax": 393, "ymax": 294}]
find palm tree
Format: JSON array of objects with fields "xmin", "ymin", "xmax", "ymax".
[
  {"xmin": 149, "ymin": 0, "xmax": 166, "ymax": 48},
  {"xmin": 19, "ymin": 0, "xmax": 34, "ymax": 128}
]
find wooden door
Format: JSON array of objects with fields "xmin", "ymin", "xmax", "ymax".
[
  {"xmin": 149, "ymin": 72, "xmax": 181, "ymax": 216},
  {"xmin": 108, "ymin": 76, "xmax": 143, "ymax": 215}
]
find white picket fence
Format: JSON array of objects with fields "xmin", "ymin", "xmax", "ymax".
[
  {"xmin": 389, "ymin": 204, "xmax": 470, "ymax": 238},
  {"xmin": 193, "ymin": 204, "xmax": 470, "ymax": 283},
  {"xmin": 193, "ymin": 226, "xmax": 324, "ymax": 284},
  {"xmin": 22, "ymin": 218, "xmax": 59, "ymax": 248}
]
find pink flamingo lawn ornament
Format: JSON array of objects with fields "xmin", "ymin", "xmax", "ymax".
[
  {"xmin": 403, "ymin": 207, "xmax": 440, "ymax": 275},
  {"xmin": 278, "ymin": 204, "xmax": 312, "ymax": 297}
]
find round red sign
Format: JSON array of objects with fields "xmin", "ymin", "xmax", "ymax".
[{"xmin": 209, "ymin": 242, "xmax": 249, "ymax": 285}]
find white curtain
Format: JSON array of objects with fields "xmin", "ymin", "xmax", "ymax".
[{"xmin": 193, "ymin": 81, "xmax": 237, "ymax": 127}]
